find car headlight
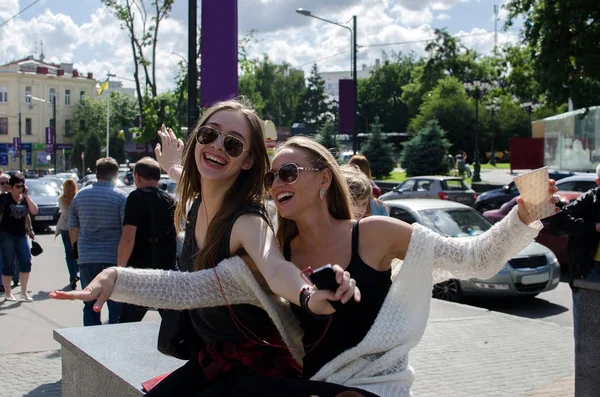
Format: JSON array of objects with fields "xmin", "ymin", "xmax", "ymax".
[{"xmin": 545, "ymin": 251, "xmax": 559, "ymax": 265}]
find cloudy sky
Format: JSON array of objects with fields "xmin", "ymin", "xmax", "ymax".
[{"xmin": 0, "ymin": 0, "xmax": 522, "ymax": 93}]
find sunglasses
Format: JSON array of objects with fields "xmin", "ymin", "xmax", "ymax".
[
  {"xmin": 195, "ymin": 126, "xmax": 247, "ymax": 158},
  {"xmin": 264, "ymin": 163, "xmax": 322, "ymax": 190},
  {"xmin": 14, "ymin": 184, "xmax": 25, "ymax": 189}
]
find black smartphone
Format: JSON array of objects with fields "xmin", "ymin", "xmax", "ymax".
[{"xmin": 309, "ymin": 264, "xmax": 339, "ymax": 292}]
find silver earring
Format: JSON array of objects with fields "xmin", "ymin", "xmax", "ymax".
[{"xmin": 319, "ymin": 188, "xmax": 325, "ymax": 200}]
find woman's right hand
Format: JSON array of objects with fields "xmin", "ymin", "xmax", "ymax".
[
  {"xmin": 154, "ymin": 124, "xmax": 184, "ymax": 173},
  {"xmin": 49, "ymin": 268, "xmax": 118, "ymax": 312}
]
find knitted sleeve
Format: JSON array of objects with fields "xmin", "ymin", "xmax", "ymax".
[
  {"xmin": 110, "ymin": 256, "xmax": 260, "ymax": 309},
  {"xmin": 428, "ymin": 207, "xmax": 543, "ymax": 282}
]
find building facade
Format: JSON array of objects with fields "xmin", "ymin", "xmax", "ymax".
[
  {"xmin": 0, "ymin": 56, "xmax": 96, "ymax": 172},
  {"xmin": 319, "ymin": 59, "xmax": 379, "ymax": 99}
]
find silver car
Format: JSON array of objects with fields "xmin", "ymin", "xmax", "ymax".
[
  {"xmin": 385, "ymin": 199, "xmax": 561, "ymax": 302},
  {"xmin": 380, "ymin": 176, "xmax": 477, "ymax": 207}
]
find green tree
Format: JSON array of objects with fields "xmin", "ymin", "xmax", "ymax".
[
  {"xmin": 401, "ymin": 120, "xmax": 452, "ymax": 177},
  {"xmin": 298, "ymin": 63, "xmax": 331, "ymax": 127},
  {"xmin": 357, "ymin": 52, "xmax": 416, "ymax": 133},
  {"xmin": 408, "ymin": 77, "xmax": 476, "ymax": 155},
  {"xmin": 505, "ymin": 0, "xmax": 600, "ymax": 109},
  {"xmin": 315, "ymin": 122, "xmax": 343, "ymax": 160},
  {"xmin": 360, "ymin": 116, "xmax": 395, "ymax": 179}
]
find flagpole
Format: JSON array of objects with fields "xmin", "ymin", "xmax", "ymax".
[{"xmin": 106, "ymin": 91, "xmax": 110, "ymax": 157}]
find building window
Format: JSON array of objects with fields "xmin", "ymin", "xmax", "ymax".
[
  {"xmin": 65, "ymin": 89, "xmax": 71, "ymax": 106},
  {"xmin": 25, "ymin": 87, "xmax": 32, "ymax": 103},
  {"xmin": 65, "ymin": 120, "xmax": 72, "ymax": 136},
  {"xmin": 0, "ymin": 117, "xmax": 8, "ymax": 135},
  {"xmin": 49, "ymin": 88, "xmax": 56, "ymax": 104},
  {"xmin": 0, "ymin": 86, "xmax": 7, "ymax": 103},
  {"xmin": 80, "ymin": 90, "xmax": 85, "ymax": 101},
  {"xmin": 25, "ymin": 118, "xmax": 32, "ymax": 135}
]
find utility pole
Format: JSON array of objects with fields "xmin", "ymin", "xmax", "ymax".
[
  {"xmin": 188, "ymin": 0, "xmax": 198, "ymax": 134},
  {"xmin": 52, "ymin": 94, "xmax": 57, "ymax": 173},
  {"xmin": 352, "ymin": 15, "xmax": 358, "ymax": 154},
  {"xmin": 493, "ymin": 4, "xmax": 499, "ymax": 56},
  {"xmin": 18, "ymin": 113, "xmax": 23, "ymax": 171}
]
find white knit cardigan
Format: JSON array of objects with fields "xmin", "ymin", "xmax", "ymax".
[{"xmin": 111, "ymin": 207, "xmax": 542, "ymax": 396}]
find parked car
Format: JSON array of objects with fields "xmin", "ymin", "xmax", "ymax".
[
  {"xmin": 40, "ymin": 176, "xmax": 65, "ymax": 193},
  {"xmin": 474, "ymin": 169, "xmax": 582, "ymax": 213},
  {"xmin": 380, "ymin": 176, "xmax": 477, "ymax": 207},
  {"xmin": 483, "ymin": 191, "xmax": 583, "ymax": 270},
  {"xmin": 55, "ymin": 172, "xmax": 79, "ymax": 182},
  {"xmin": 386, "ymin": 199, "xmax": 561, "ymax": 301},
  {"xmin": 78, "ymin": 175, "xmax": 125, "ymax": 189},
  {"xmin": 25, "ymin": 179, "xmax": 61, "ymax": 231},
  {"xmin": 554, "ymin": 173, "xmax": 596, "ymax": 193}
]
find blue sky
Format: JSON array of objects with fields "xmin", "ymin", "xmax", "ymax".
[{"xmin": 1, "ymin": 0, "xmax": 521, "ymax": 92}]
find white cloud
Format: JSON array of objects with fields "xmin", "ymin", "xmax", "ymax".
[{"xmin": 436, "ymin": 13, "xmax": 451, "ymax": 20}]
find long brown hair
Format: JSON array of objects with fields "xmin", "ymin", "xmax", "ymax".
[
  {"xmin": 60, "ymin": 179, "xmax": 77, "ymax": 207},
  {"xmin": 275, "ymin": 137, "xmax": 353, "ymax": 248},
  {"xmin": 174, "ymin": 99, "xmax": 270, "ymax": 271},
  {"xmin": 348, "ymin": 155, "xmax": 372, "ymax": 180}
]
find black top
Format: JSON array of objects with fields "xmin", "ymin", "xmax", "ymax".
[
  {"xmin": 178, "ymin": 196, "xmax": 276, "ymax": 345},
  {"xmin": 0, "ymin": 194, "xmax": 29, "ymax": 237},
  {"xmin": 287, "ymin": 220, "xmax": 393, "ymax": 378},
  {"xmin": 123, "ymin": 187, "xmax": 177, "ymax": 270}
]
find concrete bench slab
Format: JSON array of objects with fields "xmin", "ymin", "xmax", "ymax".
[{"xmin": 54, "ymin": 320, "xmax": 185, "ymax": 397}]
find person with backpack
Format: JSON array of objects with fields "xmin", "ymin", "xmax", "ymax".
[{"xmin": 116, "ymin": 157, "xmax": 177, "ymax": 323}]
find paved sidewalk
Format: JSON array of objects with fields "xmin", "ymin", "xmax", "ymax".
[{"xmin": 0, "ymin": 301, "xmax": 574, "ymax": 397}]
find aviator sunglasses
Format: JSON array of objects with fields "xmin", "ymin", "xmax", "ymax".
[
  {"xmin": 195, "ymin": 126, "xmax": 247, "ymax": 158},
  {"xmin": 264, "ymin": 162, "xmax": 322, "ymax": 190}
]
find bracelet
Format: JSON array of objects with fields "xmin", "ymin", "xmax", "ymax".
[
  {"xmin": 167, "ymin": 164, "xmax": 182, "ymax": 178},
  {"xmin": 299, "ymin": 286, "xmax": 330, "ymax": 319}
]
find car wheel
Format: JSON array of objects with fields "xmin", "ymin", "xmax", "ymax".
[{"xmin": 432, "ymin": 279, "xmax": 463, "ymax": 302}]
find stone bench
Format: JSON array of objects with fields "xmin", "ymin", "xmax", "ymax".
[
  {"xmin": 54, "ymin": 320, "xmax": 185, "ymax": 397},
  {"xmin": 573, "ymin": 279, "xmax": 600, "ymax": 397}
]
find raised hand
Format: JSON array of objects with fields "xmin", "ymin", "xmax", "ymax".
[
  {"xmin": 154, "ymin": 124, "xmax": 184, "ymax": 174},
  {"xmin": 516, "ymin": 179, "xmax": 561, "ymax": 224},
  {"xmin": 50, "ymin": 268, "xmax": 118, "ymax": 313}
]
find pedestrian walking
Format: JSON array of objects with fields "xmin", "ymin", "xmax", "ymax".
[
  {"xmin": 549, "ymin": 163, "xmax": 600, "ymax": 344},
  {"xmin": 117, "ymin": 157, "xmax": 177, "ymax": 323},
  {"xmin": 55, "ymin": 179, "xmax": 79, "ymax": 290},
  {"xmin": 1, "ymin": 174, "xmax": 39, "ymax": 301},
  {"xmin": 68, "ymin": 158, "xmax": 126, "ymax": 325}
]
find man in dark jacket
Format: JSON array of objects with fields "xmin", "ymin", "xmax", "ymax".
[{"xmin": 548, "ymin": 165, "xmax": 600, "ymax": 338}]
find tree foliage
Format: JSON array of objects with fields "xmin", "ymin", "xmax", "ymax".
[
  {"xmin": 401, "ymin": 120, "xmax": 452, "ymax": 177},
  {"xmin": 505, "ymin": 0, "xmax": 600, "ymax": 108},
  {"xmin": 315, "ymin": 122, "xmax": 343, "ymax": 160},
  {"xmin": 298, "ymin": 64, "xmax": 331, "ymax": 127},
  {"xmin": 360, "ymin": 116, "xmax": 395, "ymax": 179}
]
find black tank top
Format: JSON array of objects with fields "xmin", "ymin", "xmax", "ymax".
[
  {"xmin": 178, "ymin": 197, "xmax": 276, "ymax": 345},
  {"xmin": 286, "ymin": 220, "xmax": 392, "ymax": 378}
]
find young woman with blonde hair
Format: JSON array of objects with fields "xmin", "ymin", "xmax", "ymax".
[{"xmin": 56, "ymin": 179, "xmax": 79, "ymax": 289}]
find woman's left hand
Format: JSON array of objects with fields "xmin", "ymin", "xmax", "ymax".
[{"xmin": 516, "ymin": 179, "xmax": 560, "ymax": 224}]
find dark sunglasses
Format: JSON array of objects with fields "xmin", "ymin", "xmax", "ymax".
[
  {"xmin": 195, "ymin": 126, "xmax": 247, "ymax": 158},
  {"xmin": 264, "ymin": 163, "xmax": 322, "ymax": 190},
  {"xmin": 14, "ymin": 184, "xmax": 25, "ymax": 189}
]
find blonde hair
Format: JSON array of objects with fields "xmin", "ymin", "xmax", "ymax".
[
  {"xmin": 341, "ymin": 164, "xmax": 372, "ymax": 201},
  {"xmin": 174, "ymin": 99, "xmax": 270, "ymax": 271},
  {"xmin": 275, "ymin": 136, "xmax": 353, "ymax": 247},
  {"xmin": 60, "ymin": 179, "xmax": 78, "ymax": 207}
]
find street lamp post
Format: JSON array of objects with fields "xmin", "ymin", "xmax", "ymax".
[
  {"xmin": 296, "ymin": 8, "xmax": 358, "ymax": 153},
  {"xmin": 486, "ymin": 98, "xmax": 501, "ymax": 166},
  {"xmin": 463, "ymin": 80, "xmax": 495, "ymax": 182},
  {"xmin": 356, "ymin": 112, "xmax": 368, "ymax": 133},
  {"xmin": 520, "ymin": 101, "xmax": 540, "ymax": 138}
]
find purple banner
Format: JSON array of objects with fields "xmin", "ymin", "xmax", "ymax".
[
  {"xmin": 200, "ymin": 0, "xmax": 238, "ymax": 107},
  {"xmin": 13, "ymin": 137, "xmax": 20, "ymax": 150},
  {"xmin": 338, "ymin": 79, "xmax": 356, "ymax": 134},
  {"xmin": 45, "ymin": 127, "xmax": 54, "ymax": 146}
]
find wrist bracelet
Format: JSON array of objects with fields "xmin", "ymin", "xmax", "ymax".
[{"xmin": 299, "ymin": 286, "xmax": 330, "ymax": 319}]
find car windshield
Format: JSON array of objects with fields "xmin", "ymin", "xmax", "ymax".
[
  {"xmin": 418, "ymin": 208, "xmax": 491, "ymax": 237},
  {"xmin": 27, "ymin": 182, "xmax": 59, "ymax": 197}
]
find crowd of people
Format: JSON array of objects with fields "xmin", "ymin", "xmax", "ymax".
[{"xmin": 49, "ymin": 98, "xmax": 561, "ymax": 397}]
